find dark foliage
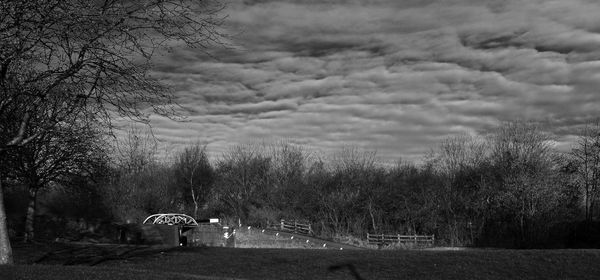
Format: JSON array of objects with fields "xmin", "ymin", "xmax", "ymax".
[{"xmin": 5, "ymin": 121, "xmax": 600, "ymax": 249}]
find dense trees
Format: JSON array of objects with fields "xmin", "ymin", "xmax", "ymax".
[
  {"xmin": 0, "ymin": 0, "xmax": 225, "ymax": 263},
  {"xmin": 428, "ymin": 133, "xmax": 488, "ymax": 246},
  {"xmin": 187, "ymin": 122, "xmax": 592, "ymax": 248},
  {"xmin": 7, "ymin": 122, "xmax": 106, "ymax": 242},
  {"xmin": 3, "ymin": 120, "xmax": 600, "ymax": 249},
  {"xmin": 213, "ymin": 145, "xmax": 273, "ymax": 225},
  {"xmin": 486, "ymin": 122, "xmax": 562, "ymax": 246}
]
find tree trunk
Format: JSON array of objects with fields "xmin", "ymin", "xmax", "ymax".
[
  {"xmin": 590, "ymin": 200, "xmax": 595, "ymax": 222},
  {"xmin": 190, "ymin": 185, "xmax": 199, "ymax": 219},
  {"xmin": 23, "ymin": 187, "xmax": 39, "ymax": 243},
  {"xmin": 585, "ymin": 182, "xmax": 591, "ymax": 222},
  {"xmin": 0, "ymin": 177, "xmax": 14, "ymax": 264},
  {"xmin": 520, "ymin": 200, "xmax": 526, "ymax": 245},
  {"xmin": 368, "ymin": 200, "xmax": 377, "ymax": 233},
  {"xmin": 193, "ymin": 199, "xmax": 199, "ymax": 220}
]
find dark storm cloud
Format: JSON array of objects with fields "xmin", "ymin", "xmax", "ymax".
[{"xmin": 144, "ymin": 0, "xmax": 600, "ymax": 163}]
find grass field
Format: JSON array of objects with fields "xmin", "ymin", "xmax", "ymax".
[{"xmin": 2, "ymin": 243, "xmax": 600, "ymax": 279}]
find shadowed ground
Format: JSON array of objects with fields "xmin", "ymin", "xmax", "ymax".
[{"xmin": 2, "ymin": 243, "xmax": 600, "ymax": 279}]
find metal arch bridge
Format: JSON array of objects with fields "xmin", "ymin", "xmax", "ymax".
[{"xmin": 142, "ymin": 213, "xmax": 199, "ymax": 226}]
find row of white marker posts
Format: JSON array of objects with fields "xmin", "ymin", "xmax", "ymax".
[{"xmin": 245, "ymin": 225, "xmax": 344, "ymax": 250}]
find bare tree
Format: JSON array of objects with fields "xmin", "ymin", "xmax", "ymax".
[
  {"xmin": 113, "ymin": 126, "xmax": 158, "ymax": 174},
  {"xmin": 6, "ymin": 121, "xmax": 106, "ymax": 242},
  {"xmin": 0, "ymin": 0, "xmax": 226, "ymax": 263},
  {"xmin": 270, "ymin": 142, "xmax": 308, "ymax": 190},
  {"xmin": 431, "ymin": 133, "xmax": 488, "ymax": 246},
  {"xmin": 331, "ymin": 146, "xmax": 377, "ymax": 174},
  {"xmin": 488, "ymin": 121, "xmax": 560, "ymax": 246},
  {"xmin": 214, "ymin": 144, "xmax": 272, "ymax": 225},
  {"xmin": 571, "ymin": 120, "xmax": 600, "ymax": 222},
  {"xmin": 435, "ymin": 133, "xmax": 487, "ymax": 174},
  {"xmin": 319, "ymin": 147, "xmax": 380, "ymax": 237},
  {"xmin": 103, "ymin": 126, "xmax": 173, "ymax": 222},
  {"xmin": 1, "ymin": 0, "xmax": 225, "ymax": 149},
  {"xmin": 173, "ymin": 142, "xmax": 214, "ymax": 219},
  {"xmin": 267, "ymin": 141, "xmax": 311, "ymax": 216}
]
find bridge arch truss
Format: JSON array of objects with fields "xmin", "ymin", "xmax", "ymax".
[{"xmin": 142, "ymin": 213, "xmax": 199, "ymax": 226}]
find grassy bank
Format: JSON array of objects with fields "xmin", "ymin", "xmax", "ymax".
[{"xmin": 234, "ymin": 228, "xmax": 362, "ymax": 250}]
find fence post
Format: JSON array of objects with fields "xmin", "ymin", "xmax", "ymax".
[
  {"xmin": 294, "ymin": 221, "xmax": 297, "ymax": 233},
  {"xmin": 280, "ymin": 219, "xmax": 284, "ymax": 231}
]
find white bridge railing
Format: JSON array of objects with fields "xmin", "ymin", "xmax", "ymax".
[{"xmin": 142, "ymin": 213, "xmax": 199, "ymax": 226}]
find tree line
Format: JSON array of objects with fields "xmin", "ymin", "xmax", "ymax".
[{"xmin": 5, "ymin": 120, "xmax": 600, "ymax": 249}]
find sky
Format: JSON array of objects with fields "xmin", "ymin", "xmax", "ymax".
[{"xmin": 142, "ymin": 0, "xmax": 600, "ymax": 163}]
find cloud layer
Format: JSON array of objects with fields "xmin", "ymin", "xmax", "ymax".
[{"xmin": 146, "ymin": 0, "xmax": 600, "ymax": 163}]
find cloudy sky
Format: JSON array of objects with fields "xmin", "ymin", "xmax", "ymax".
[{"xmin": 144, "ymin": 0, "xmax": 600, "ymax": 163}]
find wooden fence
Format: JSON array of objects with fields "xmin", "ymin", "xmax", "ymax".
[
  {"xmin": 277, "ymin": 219, "xmax": 314, "ymax": 235},
  {"xmin": 367, "ymin": 233, "xmax": 435, "ymax": 247}
]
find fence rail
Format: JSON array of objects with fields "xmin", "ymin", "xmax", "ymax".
[
  {"xmin": 367, "ymin": 233, "xmax": 435, "ymax": 247},
  {"xmin": 276, "ymin": 219, "xmax": 314, "ymax": 235}
]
